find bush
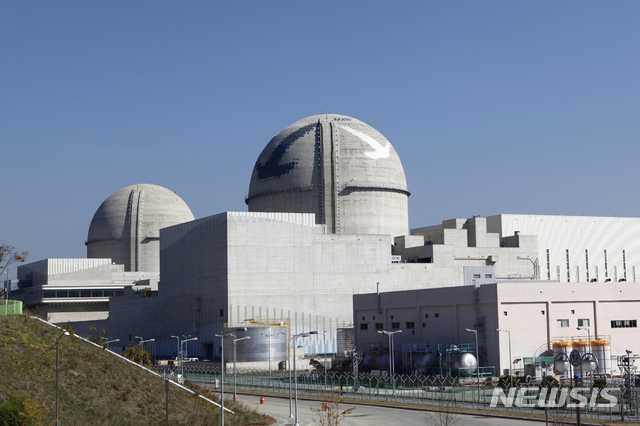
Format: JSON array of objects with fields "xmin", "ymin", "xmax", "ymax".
[
  {"xmin": 0, "ymin": 393, "xmax": 43, "ymax": 426},
  {"xmin": 593, "ymin": 377, "xmax": 607, "ymax": 389},
  {"xmin": 539, "ymin": 375, "xmax": 559, "ymax": 389},
  {"xmin": 498, "ymin": 374, "xmax": 518, "ymax": 389}
]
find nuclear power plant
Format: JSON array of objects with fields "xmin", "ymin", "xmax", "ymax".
[{"xmin": 13, "ymin": 113, "xmax": 640, "ymax": 376}]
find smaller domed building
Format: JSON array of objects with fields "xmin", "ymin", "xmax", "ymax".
[
  {"xmin": 13, "ymin": 184, "xmax": 194, "ymax": 334},
  {"xmin": 86, "ymin": 184, "xmax": 195, "ymax": 272}
]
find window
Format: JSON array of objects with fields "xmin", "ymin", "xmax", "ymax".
[
  {"xmin": 362, "ymin": 316, "xmax": 365, "ymax": 320},
  {"xmin": 220, "ymin": 308, "xmax": 224, "ymax": 317},
  {"xmin": 425, "ymin": 314, "xmax": 428, "ymax": 318},
  {"xmin": 503, "ymin": 311, "xmax": 508, "ymax": 316},
  {"xmin": 406, "ymin": 322, "xmax": 415, "ymax": 329},
  {"xmin": 571, "ymin": 310, "xmax": 575, "ymax": 314},
  {"xmin": 485, "ymin": 274, "xmax": 492, "ymax": 278},
  {"xmin": 611, "ymin": 320, "xmax": 637, "ymax": 328},
  {"xmin": 391, "ymin": 315, "xmax": 394, "ymax": 319},
  {"xmin": 391, "ymin": 322, "xmax": 400, "ymax": 329},
  {"xmin": 473, "ymin": 274, "xmax": 481, "ymax": 278},
  {"xmin": 578, "ymin": 319, "xmax": 590, "ymax": 327},
  {"xmin": 557, "ymin": 319, "xmax": 569, "ymax": 328},
  {"xmin": 541, "ymin": 310, "xmax": 545, "ymax": 315},
  {"xmin": 375, "ymin": 323, "xmax": 384, "ymax": 330},
  {"xmin": 422, "ymin": 323, "xmax": 426, "ymax": 328},
  {"xmin": 435, "ymin": 313, "xmax": 439, "ymax": 318},
  {"xmin": 360, "ymin": 323, "xmax": 368, "ymax": 330}
]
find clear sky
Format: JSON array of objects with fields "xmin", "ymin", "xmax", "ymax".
[{"xmin": 2, "ymin": 1, "xmax": 640, "ymax": 277}]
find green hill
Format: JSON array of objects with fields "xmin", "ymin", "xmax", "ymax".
[{"xmin": 0, "ymin": 314, "xmax": 271, "ymax": 425}]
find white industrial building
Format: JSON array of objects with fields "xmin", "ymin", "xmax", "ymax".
[
  {"xmin": 353, "ymin": 281, "xmax": 640, "ymax": 377},
  {"xmin": 11, "ymin": 113, "xmax": 640, "ymax": 373}
]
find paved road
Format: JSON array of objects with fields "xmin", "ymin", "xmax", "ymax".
[{"xmin": 236, "ymin": 394, "xmax": 544, "ymax": 426}]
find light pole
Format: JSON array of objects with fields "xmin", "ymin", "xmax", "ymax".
[
  {"xmin": 231, "ymin": 334, "xmax": 251, "ymax": 401},
  {"xmin": 496, "ymin": 329, "xmax": 512, "ymax": 377},
  {"xmin": 261, "ymin": 332, "xmax": 272, "ymax": 389},
  {"xmin": 465, "ymin": 328, "xmax": 480, "ymax": 403},
  {"xmin": 576, "ymin": 326, "xmax": 591, "ymax": 354},
  {"xmin": 139, "ymin": 338, "xmax": 155, "ymax": 347},
  {"xmin": 180, "ymin": 337, "xmax": 197, "ymax": 385},
  {"xmin": 171, "ymin": 335, "xmax": 180, "ymax": 360},
  {"xmin": 293, "ymin": 331, "xmax": 318, "ymax": 426},
  {"xmin": 102, "ymin": 338, "xmax": 119, "ymax": 349},
  {"xmin": 377, "ymin": 329, "xmax": 402, "ymax": 379},
  {"xmin": 56, "ymin": 330, "xmax": 69, "ymax": 426},
  {"xmin": 135, "ymin": 336, "xmax": 143, "ymax": 346},
  {"xmin": 261, "ymin": 331, "xmax": 284, "ymax": 389},
  {"xmin": 215, "ymin": 328, "xmax": 246, "ymax": 426}
]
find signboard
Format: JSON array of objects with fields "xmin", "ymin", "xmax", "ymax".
[{"xmin": 570, "ymin": 349, "xmax": 582, "ymax": 367}]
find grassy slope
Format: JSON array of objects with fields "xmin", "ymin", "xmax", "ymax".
[{"xmin": 0, "ymin": 314, "xmax": 270, "ymax": 425}]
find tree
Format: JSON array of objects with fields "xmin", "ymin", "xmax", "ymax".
[
  {"xmin": 0, "ymin": 242, "xmax": 28, "ymax": 296},
  {"xmin": 123, "ymin": 345, "xmax": 151, "ymax": 366},
  {"xmin": 310, "ymin": 392, "xmax": 355, "ymax": 426}
]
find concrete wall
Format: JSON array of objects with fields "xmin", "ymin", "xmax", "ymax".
[{"xmin": 354, "ymin": 281, "xmax": 640, "ymax": 377}]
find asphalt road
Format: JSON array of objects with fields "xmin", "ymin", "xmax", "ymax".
[{"xmin": 236, "ymin": 394, "xmax": 545, "ymax": 426}]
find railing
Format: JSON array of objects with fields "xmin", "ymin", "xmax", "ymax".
[{"xmin": 151, "ymin": 365, "xmax": 640, "ymax": 423}]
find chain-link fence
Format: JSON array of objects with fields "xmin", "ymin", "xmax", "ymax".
[{"xmin": 152, "ymin": 365, "xmax": 640, "ymax": 423}]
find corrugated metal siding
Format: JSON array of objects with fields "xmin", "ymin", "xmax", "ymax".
[{"xmin": 491, "ymin": 214, "xmax": 640, "ymax": 282}]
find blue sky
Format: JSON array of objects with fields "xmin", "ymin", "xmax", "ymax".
[{"xmin": 2, "ymin": 2, "xmax": 640, "ymax": 276}]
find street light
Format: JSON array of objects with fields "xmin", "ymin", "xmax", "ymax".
[
  {"xmin": 215, "ymin": 328, "xmax": 246, "ymax": 426},
  {"xmin": 139, "ymin": 338, "xmax": 155, "ymax": 347},
  {"xmin": 56, "ymin": 330, "xmax": 70, "ymax": 426},
  {"xmin": 180, "ymin": 337, "xmax": 198, "ymax": 386},
  {"xmin": 171, "ymin": 335, "xmax": 180, "ymax": 360},
  {"xmin": 377, "ymin": 329, "xmax": 402, "ymax": 378},
  {"xmin": 102, "ymin": 338, "xmax": 119, "ymax": 349},
  {"xmin": 230, "ymin": 334, "xmax": 251, "ymax": 401},
  {"xmin": 496, "ymin": 329, "xmax": 512, "ymax": 377},
  {"xmin": 261, "ymin": 331, "xmax": 284, "ymax": 389},
  {"xmin": 465, "ymin": 328, "xmax": 480, "ymax": 403},
  {"xmin": 576, "ymin": 326, "xmax": 592, "ymax": 354},
  {"xmin": 293, "ymin": 331, "xmax": 318, "ymax": 426}
]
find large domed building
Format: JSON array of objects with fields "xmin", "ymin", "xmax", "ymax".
[
  {"xmin": 86, "ymin": 184, "xmax": 195, "ymax": 272},
  {"xmin": 247, "ymin": 114, "xmax": 410, "ymax": 237}
]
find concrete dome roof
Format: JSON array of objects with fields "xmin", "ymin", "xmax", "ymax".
[
  {"xmin": 247, "ymin": 114, "xmax": 410, "ymax": 237},
  {"xmin": 86, "ymin": 184, "xmax": 194, "ymax": 272}
]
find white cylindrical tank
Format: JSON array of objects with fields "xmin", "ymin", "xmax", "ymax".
[
  {"xmin": 553, "ymin": 341, "xmax": 571, "ymax": 378},
  {"xmin": 592, "ymin": 339, "xmax": 611, "ymax": 375}
]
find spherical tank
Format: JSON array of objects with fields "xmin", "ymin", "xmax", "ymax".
[
  {"xmin": 443, "ymin": 353, "xmax": 478, "ymax": 376},
  {"xmin": 86, "ymin": 184, "xmax": 195, "ymax": 272},
  {"xmin": 246, "ymin": 114, "xmax": 410, "ymax": 238}
]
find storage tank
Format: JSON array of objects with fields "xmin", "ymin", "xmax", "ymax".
[
  {"xmin": 412, "ymin": 352, "xmax": 438, "ymax": 370},
  {"xmin": 592, "ymin": 339, "xmax": 612, "ymax": 375},
  {"xmin": 573, "ymin": 339, "xmax": 588, "ymax": 356},
  {"xmin": 222, "ymin": 326, "xmax": 287, "ymax": 369},
  {"xmin": 553, "ymin": 341, "xmax": 571, "ymax": 377}
]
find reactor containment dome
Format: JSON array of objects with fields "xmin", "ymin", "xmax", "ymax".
[
  {"xmin": 246, "ymin": 114, "xmax": 410, "ymax": 237},
  {"xmin": 86, "ymin": 184, "xmax": 195, "ymax": 272}
]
